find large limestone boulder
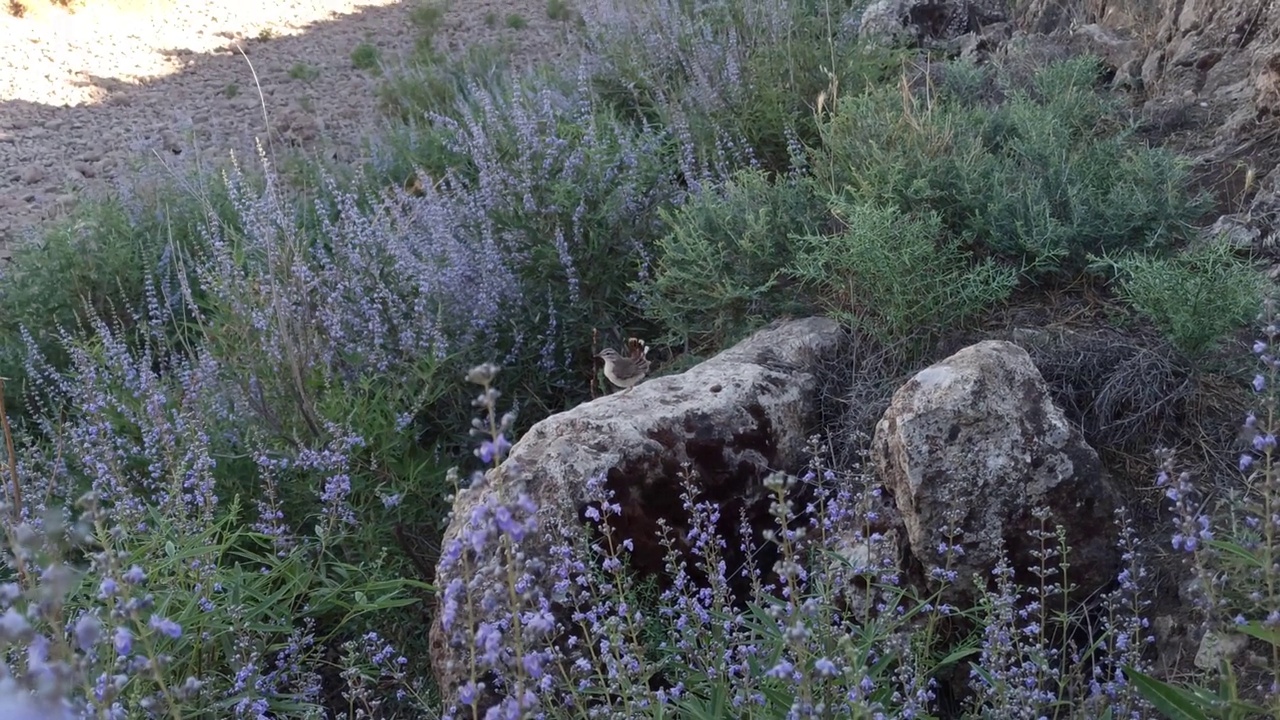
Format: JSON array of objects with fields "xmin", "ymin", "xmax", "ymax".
[
  {"xmin": 872, "ymin": 340, "xmax": 1123, "ymax": 606},
  {"xmin": 428, "ymin": 317, "xmax": 846, "ymax": 710}
]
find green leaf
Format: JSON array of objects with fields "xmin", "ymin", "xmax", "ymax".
[
  {"xmin": 934, "ymin": 645, "xmax": 981, "ymax": 669},
  {"xmin": 1237, "ymin": 622, "xmax": 1280, "ymax": 647},
  {"xmin": 1123, "ymin": 666, "xmax": 1212, "ymax": 720},
  {"xmin": 1203, "ymin": 539, "xmax": 1264, "ymax": 569}
]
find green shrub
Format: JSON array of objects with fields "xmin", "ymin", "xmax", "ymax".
[
  {"xmin": 288, "ymin": 62, "xmax": 319, "ymax": 82},
  {"xmin": 351, "ymin": 42, "xmax": 381, "ymax": 72},
  {"xmin": 376, "ymin": 43, "xmax": 510, "ymax": 127},
  {"xmin": 546, "ymin": 0, "xmax": 572, "ymax": 21},
  {"xmin": 410, "ymin": 0, "xmax": 446, "ymax": 33},
  {"xmin": 1102, "ymin": 241, "xmax": 1266, "ymax": 358},
  {"xmin": 812, "ymin": 55, "xmax": 1208, "ymax": 280},
  {"xmin": 788, "ymin": 199, "xmax": 1018, "ymax": 349},
  {"xmin": 640, "ymin": 168, "xmax": 823, "ymax": 350},
  {"xmin": 409, "ymin": 0, "xmax": 448, "ymax": 56}
]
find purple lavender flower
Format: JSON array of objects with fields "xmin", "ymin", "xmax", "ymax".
[
  {"xmin": 0, "ymin": 678, "xmax": 64, "ymax": 720},
  {"xmin": 0, "ymin": 608, "xmax": 29, "ymax": 639},
  {"xmin": 478, "ymin": 435, "xmax": 511, "ymax": 464},
  {"xmin": 148, "ymin": 615, "xmax": 183, "ymax": 640},
  {"xmin": 98, "ymin": 578, "xmax": 118, "ymax": 599},
  {"xmin": 113, "ymin": 628, "xmax": 133, "ymax": 656},
  {"xmin": 457, "ymin": 681, "xmax": 480, "ymax": 706},
  {"xmin": 74, "ymin": 615, "xmax": 102, "ymax": 651}
]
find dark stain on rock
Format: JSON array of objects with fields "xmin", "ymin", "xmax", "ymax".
[
  {"xmin": 945, "ymin": 424, "xmax": 961, "ymax": 443},
  {"xmin": 579, "ymin": 401, "xmax": 806, "ymax": 609}
]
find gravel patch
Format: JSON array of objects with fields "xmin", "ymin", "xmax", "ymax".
[{"xmin": 0, "ymin": 0, "xmax": 577, "ymax": 258}]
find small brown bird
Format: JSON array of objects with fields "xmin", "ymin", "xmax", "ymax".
[{"xmin": 597, "ymin": 340, "xmax": 650, "ymax": 394}]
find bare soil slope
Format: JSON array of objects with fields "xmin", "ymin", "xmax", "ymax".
[{"xmin": 0, "ymin": 0, "xmax": 574, "ymax": 257}]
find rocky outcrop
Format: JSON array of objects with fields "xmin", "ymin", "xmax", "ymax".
[
  {"xmin": 1013, "ymin": 0, "xmax": 1280, "ymax": 256},
  {"xmin": 427, "ymin": 317, "xmax": 846, "ymax": 710},
  {"xmin": 872, "ymin": 340, "xmax": 1123, "ymax": 606},
  {"xmin": 860, "ymin": 0, "xmax": 1010, "ymax": 45}
]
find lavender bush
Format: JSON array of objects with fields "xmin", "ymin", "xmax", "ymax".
[
  {"xmin": 0, "ymin": 305, "xmax": 429, "ymax": 716},
  {"xmin": 579, "ymin": 0, "xmax": 899, "ymax": 173},
  {"xmin": 1, "ymin": 9, "xmax": 738, "ymax": 714},
  {"xmin": 0, "ymin": 182, "xmax": 218, "ymax": 423},
  {"xmin": 369, "ymin": 61, "xmax": 705, "ymax": 409}
]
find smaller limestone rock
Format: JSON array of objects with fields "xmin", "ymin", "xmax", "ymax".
[
  {"xmin": 863, "ymin": 0, "xmax": 1007, "ymax": 45},
  {"xmin": 860, "ymin": 0, "xmax": 914, "ymax": 43},
  {"xmin": 18, "ymin": 165, "xmax": 44, "ymax": 185},
  {"xmin": 160, "ymin": 130, "xmax": 183, "ymax": 154},
  {"xmin": 1194, "ymin": 629, "xmax": 1249, "ymax": 671},
  {"xmin": 872, "ymin": 340, "xmax": 1123, "ymax": 607},
  {"xmin": 1204, "ymin": 214, "xmax": 1261, "ymax": 251}
]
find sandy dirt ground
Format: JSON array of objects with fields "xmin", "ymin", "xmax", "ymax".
[{"xmin": 0, "ymin": 0, "xmax": 577, "ymax": 258}]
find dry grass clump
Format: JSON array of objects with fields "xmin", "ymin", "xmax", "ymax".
[
  {"xmin": 1006, "ymin": 307, "xmax": 1245, "ymax": 492},
  {"xmin": 824, "ymin": 285, "xmax": 1249, "ymax": 499}
]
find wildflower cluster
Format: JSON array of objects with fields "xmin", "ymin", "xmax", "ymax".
[
  {"xmin": 0, "ymin": 270, "xmax": 428, "ymax": 717},
  {"xmin": 434, "ymin": 423, "xmax": 1158, "ymax": 718},
  {"xmin": 1150, "ymin": 304, "xmax": 1280, "ymax": 711},
  {"xmin": 467, "ymin": 363, "xmax": 516, "ymax": 471},
  {"xmin": 0, "ymin": 492, "xmax": 206, "ymax": 718}
]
